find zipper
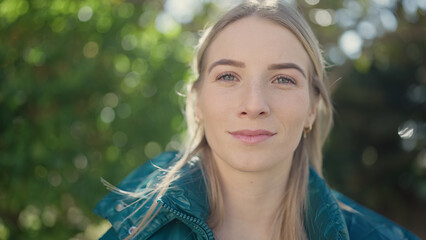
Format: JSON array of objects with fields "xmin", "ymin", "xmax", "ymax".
[{"xmin": 158, "ymin": 198, "xmax": 215, "ymax": 240}]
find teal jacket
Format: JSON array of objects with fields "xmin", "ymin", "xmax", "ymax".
[{"xmin": 94, "ymin": 152, "xmax": 419, "ymax": 240}]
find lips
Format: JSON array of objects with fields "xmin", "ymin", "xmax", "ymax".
[{"xmin": 228, "ymin": 129, "xmax": 276, "ymax": 144}]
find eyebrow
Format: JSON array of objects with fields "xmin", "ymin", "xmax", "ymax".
[
  {"xmin": 207, "ymin": 59, "xmax": 245, "ymax": 73},
  {"xmin": 268, "ymin": 63, "xmax": 306, "ymax": 78},
  {"xmin": 207, "ymin": 58, "xmax": 306, "ymax": 78}
]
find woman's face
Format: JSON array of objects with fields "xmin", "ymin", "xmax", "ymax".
[{"xmin": 196, "ymin": 16, "xmax": 316, "ymax": 173}]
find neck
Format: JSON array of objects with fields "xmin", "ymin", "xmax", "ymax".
[{"xmin": 209, "ymin": 151, "xmax": 293, "ymax": 240}]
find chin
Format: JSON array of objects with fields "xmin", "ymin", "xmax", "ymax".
[{"xmin": 219, "ymin": 151, "xmax": 290, "ymax": 173}]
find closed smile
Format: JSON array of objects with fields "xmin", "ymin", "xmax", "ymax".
[{"xmin": 228, "ymin": 129, "xmax": 277, "ymax": 144}]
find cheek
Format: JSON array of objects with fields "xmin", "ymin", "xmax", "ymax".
[
  {"xmin": 198, "ymin": 88, "xmax": 237, "ymax": 149},
  {"xmin": 271, "ymin": 91, "xmax": 311, "ymax": 126},
  {"xmin": 198, "ymin": 87, "xmax": 232, "ymax": 121}
]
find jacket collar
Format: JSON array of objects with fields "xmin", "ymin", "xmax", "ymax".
[
  {"xmin": 95, "ymin": 152, "xmax": 349, "ymax": 239},
  {"xmin": 158, "ymin": 155, "xmax": 210, "ymax": 221},
  {"xmin": 305, "ymin": 168, "xmax": 350, "ymax": 239},
  {"xmin": 160, "ymin": 156, "xmax": 349, "ymax": 239}
]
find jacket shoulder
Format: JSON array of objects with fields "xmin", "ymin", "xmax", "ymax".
[
  {"xmin": 94, "ymin": 151, "xmax": 180, "ymax": 240},
  {"xmin": 100, "ymin": 220, "xmax": 196, "ymax": 240},
  {"xmin": 146, "ymin": 219, "xmax": 196, "ymax": 240},
  {"xmin": 332, "ymin": 191, "xmax": 420, "ymax": 240},
  {"xmin": 114, "ymin": 151, "xmax": 179, "ymax": 191}
]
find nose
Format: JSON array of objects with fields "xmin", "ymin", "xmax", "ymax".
[{"xmin": 238, "ymin": 83, "xmax": 270, "ymax": 119}]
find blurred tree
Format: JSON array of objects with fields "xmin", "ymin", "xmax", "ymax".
[{"xmin": 0, "ymin": 0, "xmax": 424, "ymax": 239}]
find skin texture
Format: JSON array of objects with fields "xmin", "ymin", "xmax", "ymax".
[{"xmin": 196, "ymin": 16, "xmax": 316, "ymax": 240}]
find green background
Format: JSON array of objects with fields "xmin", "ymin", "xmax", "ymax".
[{"xmin": 0, "ymin": 0, "xmax": 425, "ymax": 239}]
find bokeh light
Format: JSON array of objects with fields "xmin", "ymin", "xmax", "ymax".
[
  {"xmin": 155, "ymin": 12, "xmax": 181, "ymax": 35},
  {"xmin": 357, "ymin": 21, "xmax": 377, "ymax": 39},
  {"xmin": 164, "ymin": 0, "xmax": 203, "ymax": 24},
  {"xmin": 121, "ymin": 34, "xmax": 138, "ymax": 51},
  {"xmin": 310, "ymin": 9, "xmax": 334, "ymax": 27},
  {"xmin": 78, "ymin": 6, "xmax": 93, "ymax": 22},
  {"xmin": 305, "ymin": 0, "xmax": 320, "ymax": 6},
  {"xmin": 380, "ymin": 9, "xmax": 398, "ymax": 31},
  {"xmin": 339, "ymin": 30, "xmax": 363, "ymax": 59},
  {"xmin": 83, "ymin": 41, "xmax": 99, "ymax": 58},
  {"xmin": 398, "ymin": 120, "xmax": 416, "ymax": 140},
  {"xmin": 373, "ymin": 0, "xmax": 398, "ymax": 8},
  {"xmin": 100, "ymin": 107, "xmax": 115, "ymax": 124},
  {"xmin": 327, "ymin": 45, "xmax": 346, "ymax": 65},
  {"xmin": 74, "ymin": 154, "xmax": 88, "ymax": 170},
  {"xmin": 103, "ymin": 93, "xmax": 119, "ymax": 108},
  {"xmin": 144, "ymin": 141, "xmax": 162, "ymax": 158}
]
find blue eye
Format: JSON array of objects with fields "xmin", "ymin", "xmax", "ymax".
[
  {"xmin": 273, "ymin": 75, "xmax": 295, "ymax": 85},
  {"xmin": 217, "ymin": 73, "xmax": 237, "ymax": 81}
]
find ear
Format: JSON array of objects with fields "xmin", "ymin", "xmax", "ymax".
[
  {"xmin": 305, "ymin": 100, "xmax": 317, "ymax": 128},
  {"xmin": 194, "ymin": 94, "xmax": 203, "ymax": 122}
]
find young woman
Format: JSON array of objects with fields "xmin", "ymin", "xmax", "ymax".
[{"xmin": 94, "ymin": 1, "xmax": 419, "ymax": 239}]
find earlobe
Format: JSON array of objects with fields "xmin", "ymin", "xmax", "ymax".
[
  {"xmin": 303, "ymin": 107, "xmax": 316, "ymax": 139},
  {"xmin": 191, "ymin": 85, "xmax": 203, "ymax": 122},
  {"xmin": 305, "ymin": 103, "xmax": 317, "ymax": 128},
  {"xmin": 195, "ymin": 100, "xmax": 203, "ymax": 122}
]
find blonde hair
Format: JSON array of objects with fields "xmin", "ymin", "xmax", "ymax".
[{"xmin": 127, "ymin": 0, "xmax": 333, "ymax": 239}]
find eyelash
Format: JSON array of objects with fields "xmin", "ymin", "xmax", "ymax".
[
  {"xmin": 272, "ymin": 75, "xmax": 296, "ymax": 85},
  {"xmin": 215, "ymin": 72, "xmax": 296, "ymax": 85},
  {"xmin": 216, "ymin": 72, "xmax": 238, "ymax": 82}
]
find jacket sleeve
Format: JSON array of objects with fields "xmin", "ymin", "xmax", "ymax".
[{"xmin": 332, "ymin": 190, "xmax": 420, "ymax": 240}]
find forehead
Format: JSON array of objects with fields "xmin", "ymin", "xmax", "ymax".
[{"xmin": 205, "ymin": 16, "xmax": 310, "ymax": 73}]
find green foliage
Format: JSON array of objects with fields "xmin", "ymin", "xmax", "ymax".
[
  {"xmin": 0, "ymin": 0, "xmax": 425, "ymax": 239},
  {"xmin": 0, "ymin": 0, "xmax": 201, "ymax": 238}
]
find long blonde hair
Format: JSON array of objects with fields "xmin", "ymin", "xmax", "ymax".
[{"xmin": 128, "ymin": 0, "xmax": 333, "ymax": 239}]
